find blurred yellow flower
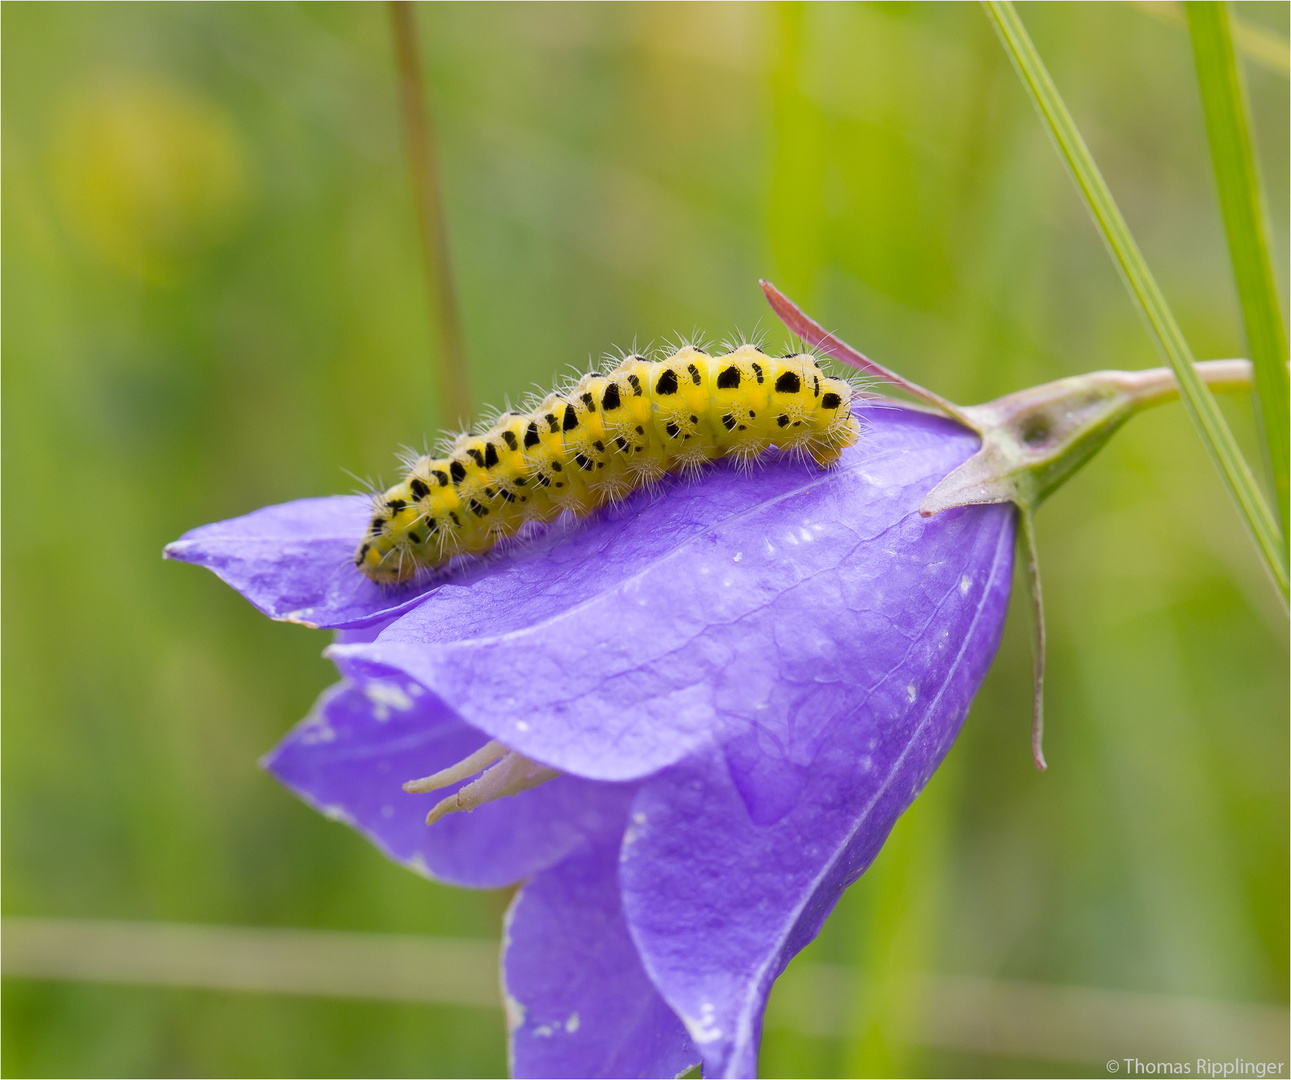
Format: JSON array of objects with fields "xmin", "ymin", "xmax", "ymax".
[{"xmin": 52, "ymin": 76, "xmax": 251, "ymax": 282}]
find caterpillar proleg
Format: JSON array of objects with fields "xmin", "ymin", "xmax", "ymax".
[{"xmin": 355, "ymin": 344, "xmax": 861, "ymax": 584}]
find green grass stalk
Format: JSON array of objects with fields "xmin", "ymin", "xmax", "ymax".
[
  {"xmin": 982, "ymin": 0, "xmax": 1288, "ymax": 604},
  {"xmin": 1187, "ymin": 0, "xmax": 1290, "ymax": 548}
]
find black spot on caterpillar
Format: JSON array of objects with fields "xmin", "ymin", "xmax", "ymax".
[
  {"xmin": 774, "ymin": 370, "xmax": 801, "ymax": 395},
  {"xmin": 355, "ymin": 343, "xmax": 861, "ymax": 583}
]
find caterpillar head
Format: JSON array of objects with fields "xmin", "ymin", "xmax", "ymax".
[
  {"xmin": 355, "ymin": 488, "xmax": 422, "ymax": 585},
  {"xmin": 355, "ymin": 464, "xmax": 462, "ymax": 584}
]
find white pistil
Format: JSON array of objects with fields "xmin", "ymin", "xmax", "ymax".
[{"xmin": 403, "ymin": 740, "xmax": 561, "ymax": 826}]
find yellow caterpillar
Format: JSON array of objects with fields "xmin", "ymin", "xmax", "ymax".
[{"xmin": 356, "ymin": 344, "xmax": 860, "ymax": 584}]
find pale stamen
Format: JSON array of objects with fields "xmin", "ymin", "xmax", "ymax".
[
  {"xmin": 403, "ymin": 741, "xmax": 561, "ymax": 827},
  {"xmin": 402, "ymin": 740, "xmax": 507, "ymax": 793}
]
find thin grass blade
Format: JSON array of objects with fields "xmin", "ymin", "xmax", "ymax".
[
  {"xmin": 1187, "ymin": 0, "xmax": 1290, "ymax": 546},
  {"xmin": 1130, "ymin": 1, "xmax": 1291, "ymax": 78},
  {"xmin": 982, "ymin": 0, "xmax": 1288, "ymax": 604}
]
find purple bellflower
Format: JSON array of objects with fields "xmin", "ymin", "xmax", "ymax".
[{"xmin": 165, "ymin": 287, "xmax": 1251, "ymax": 1078}]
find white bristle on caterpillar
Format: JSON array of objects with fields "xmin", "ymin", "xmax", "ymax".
[{"xmin": 355, "ymin": 343, "xmax": 862, "ymax": 584}]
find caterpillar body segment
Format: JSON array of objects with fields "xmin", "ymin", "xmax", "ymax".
[{"xmin": 355, "ymin": 346, "xmax": 861, "ymax": 584}]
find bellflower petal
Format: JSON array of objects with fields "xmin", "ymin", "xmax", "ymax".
[
  {"xmin": 164, "ymin": 321, "xmax": 1217, "ymax": 1078},
  {"xmin": 265, "ymin": 679, "xmax": 636, "ymax": 888},
  {"xmin": 174, "ymin": 397, "xmax": 1023, "ymax": 1078},
  {"xmin": 328, "ymin": 407, "xmax": 986, "ymax": 783},
  {"xmin": 504, "ymin": 838, "xmax": 699, "ymax": 1079},
  {"xmin": 163, "ymin": 496, "xmax": 435, "ymax": 629},
  {"xmin": 619, "ymin": 502, "xmax": 1013, "ymax": 1076}
]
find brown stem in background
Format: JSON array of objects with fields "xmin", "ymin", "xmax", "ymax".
[{"xmin": 390, "ymin": 1, "xmax": 471, "ymax": 427}]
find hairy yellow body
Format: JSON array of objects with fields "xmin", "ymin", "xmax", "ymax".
[{"xmin": 355, "ymin": 345, "xmax": 860, "ymax": 584}]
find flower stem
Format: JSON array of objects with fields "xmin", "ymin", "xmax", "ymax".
[
  {"xmin": 943, "ymin": 359, "xmax": 1256, "ymax": 769},
  {"xmin": 982, "ymin": 0, "xmax": 1288, "ymax": 605},
  {"xmin": 1107, "ymin": 358, "xmax": 1256, "ymax": 408},
  {"xmin": 389, "ymin": 0, "xmax": 472, "ymax": 428},
  {"xmin": 920, "ymin": 358, "xmax": 1259, "ymax": 518}
]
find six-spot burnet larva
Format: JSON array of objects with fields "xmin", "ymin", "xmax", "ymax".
[{"xmin": 354, "ymin": 343, "xmax": 861, "ymax": 584}]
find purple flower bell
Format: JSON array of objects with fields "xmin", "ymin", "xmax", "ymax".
[{"xmin": 165, "ymin": 287, "xmax": 1249, "ymax": 1078}]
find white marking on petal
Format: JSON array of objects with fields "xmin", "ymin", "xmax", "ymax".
[
  {"xmin": 960, "ymin": 574, "xmax": 972, "ymax": 594},
  {"xmin": 565, "ymin": 1012, "xmax": 579, "ymax": 1033},
  {"xmin": 623, "ymin": 809, "xmax": 650, "ymax": 846},
  {"xmin": 364, "ymin": 681, "xmax": 414, "ymax": 721},
  {"xmin": 906, "ymin": 683, "xmax": 917, "ymax": 703},
  {"xmin": 300, "ymin": 721, "xmax": 337, "ymax": 745},
  {"xmin": 504, "ymin": 992, "xmax": 526, "ymax": 1032},
  {"xmin": 681, "ymin": 1001, "xmax": 723, "ymax": 1045},
  {"xmin": 321, "ymin": 804, "xmax": 354, "ymax": 826}
]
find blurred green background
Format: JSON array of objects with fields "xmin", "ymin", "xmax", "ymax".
[{"xmin": 3, "ymin": 2, "xmax": 1287, "ymax": 1077}]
